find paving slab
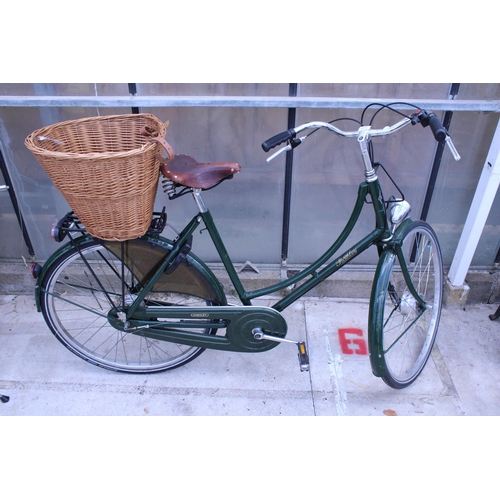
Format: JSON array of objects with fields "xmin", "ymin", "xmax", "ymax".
[{"xmin": 1, "ymin": 294, "xmax": 500, "ymax": 416}]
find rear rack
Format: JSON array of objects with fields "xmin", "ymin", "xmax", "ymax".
[{"xmin": 51, "ymin": 209, "xmax": 168, "ymax": 243}]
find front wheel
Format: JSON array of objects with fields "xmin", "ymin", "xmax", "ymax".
[{"xmin": 369, "ymin": 221, "xmax": 443, "ymax": 389}]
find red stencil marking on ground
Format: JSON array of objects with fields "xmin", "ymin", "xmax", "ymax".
[{"xmin": 338, "ymin": 328, "xmax": 368, "ymax": 355}]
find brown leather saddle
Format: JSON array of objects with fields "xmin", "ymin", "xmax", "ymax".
[
  {"xmin": 160, "ymin": 154, "xmax": 241, "ymax": 189},
  {"xmin": 140, "ymin": 124, "xmax": 241, "ymax": 189}
]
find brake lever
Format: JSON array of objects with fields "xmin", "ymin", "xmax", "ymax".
[
  {"xmin": 445, "ymin": 135, "xmax": 461, "ymax": 161},
  {"xmin": 266, "ymin": 144, "xmax": 290, "ymax": 163},
  {"xmin": 266, "ymin": 136, "xmax": 306, "ymax": 163}
]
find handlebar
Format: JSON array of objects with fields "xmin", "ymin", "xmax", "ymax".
[
  {"xmin": 428, "ymin": 113, "xmax": 447, "ymax": 142},
  {"xmin": 262, "ymin": 129, "xmax": 296, "ymax": 152},
  {"xmin": 262, "ymin": 107, "xmax": 461, "ymax": 162}
]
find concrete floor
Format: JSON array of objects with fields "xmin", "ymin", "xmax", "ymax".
[{"xmin": 1, "ymin": 293, "xmax": 500, "ymax": 416}]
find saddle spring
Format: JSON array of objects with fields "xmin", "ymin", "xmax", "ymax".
[
  {"xmin": 162, "ymin": 178, "xmax": 192, "ymax": 201},
  {"xmin": 162, "ymin": 178, "xmax": 178, "ymax": 199}
]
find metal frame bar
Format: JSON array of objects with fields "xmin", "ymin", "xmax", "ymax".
[
  {"xmin": 448, "ymin": 116, "xmax": 500, "ymax": 286},
  {"xmin": 281, "ymin": 83, "xmax": 297, "ymax": 262},
  {"xmin": 199, "ymin": 180, "xmax": 387, "ymax": 311},
  {"xmin": 0, "ymin": 146, "xmax": 35, "ymax": 256},
  {"xmin": 0, "ymin": 95, "xmax": 499, "ymax": 112},
  {"xmin": 419, "ymin": 84, "xmax": 461, "ymax": 222},
  {"xmin": 3, "ymin": 89, "xmax": 500, "ymax": 288}
]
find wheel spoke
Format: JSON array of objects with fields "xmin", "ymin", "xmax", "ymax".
[
  {"xmin": 41, "ymin": 239, "xmax": 221, "ymax": 373},
  {"xmin": 374, "ymin": 221, "xmax": 443, "ymax": 389},
  {"xmin": 383, "ymin": 307, "xmax": 426, "ymax": 355}
]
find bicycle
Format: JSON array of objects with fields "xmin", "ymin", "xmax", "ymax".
[{"xmin": 30, "ymin": 103, "xmax": 460, "ymax": 389}]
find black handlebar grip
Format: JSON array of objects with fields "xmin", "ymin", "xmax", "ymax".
[
  {"xmin": 262, "ymin": 129, "xmax": 296, "ymax": 152},
  {"xmin": 428, "ymin": 113, "xmax": 447, "ymax": 143}
]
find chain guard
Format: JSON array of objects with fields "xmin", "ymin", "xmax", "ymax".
[
  {"xmin": 226, "ymin": 306, "xmax": 287, "ymax": 352},
  {"xmin": 113, "ymin": 305, "xmax": 288, "ymax": 354}
]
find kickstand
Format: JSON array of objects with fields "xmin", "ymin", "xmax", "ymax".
[{"xmin": 1, "ymin": 394, "xmax": 9, "ymax": 403}]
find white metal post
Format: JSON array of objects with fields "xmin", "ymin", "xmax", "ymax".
[{"xmin": 448, "ymin": 117, "xmax": 500, "ymax": 287}]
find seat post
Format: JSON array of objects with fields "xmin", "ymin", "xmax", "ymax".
[{"xmin": 192, "ymin": 189, "xmax": 208, "ymax": 213}]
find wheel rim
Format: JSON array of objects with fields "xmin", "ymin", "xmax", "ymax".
[
  {"xmin": 42, "ymin": 243, "xmax": 213, "ymax": 373},
  {"xmin": 382, "ymin": 225, "xmax": 442, "ymax": 384}
]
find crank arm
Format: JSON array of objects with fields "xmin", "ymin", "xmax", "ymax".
[
  {"xmin": 252, "ymin": 328, "xmax": 310, "ymax": 372},
  {"xmin": 252, "ymin": 327, "xmax": 298, "ymax": 345}
]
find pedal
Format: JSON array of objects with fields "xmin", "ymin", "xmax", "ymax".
[
  {"xmin": 297, "ymin": 342, "xmax": 310, "ymax": 372},
  {"xmin": 252, "ymin": 328, "xmax": 310, "ymax": 371}
]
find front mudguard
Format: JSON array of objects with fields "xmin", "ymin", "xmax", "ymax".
[{"xmin": 368, "ymin": 219, "xmax": 413, "ymax": 377}]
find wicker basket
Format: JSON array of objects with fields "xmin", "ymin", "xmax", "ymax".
[{"xmin": 25, "ymin": 113, "xmax": 170, "ymax": 241}]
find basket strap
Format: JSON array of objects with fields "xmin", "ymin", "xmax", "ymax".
[
  {"xmin": 140, "ymin": 125, "xmax": 174, "ymax": 165},
  {"xmin": 150, "ymin": 137, "xmax": 175, "ymax": 165}
]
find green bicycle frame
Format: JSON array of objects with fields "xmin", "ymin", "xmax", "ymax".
[
  {"xmin": 125, "ymin": 177, "xmax": 395, "ymax": 315},
  {"xmin": 35, "ymin": 174, "xmax": 415, "ymax": 357}
]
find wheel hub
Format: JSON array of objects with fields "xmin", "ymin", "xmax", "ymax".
[{"xmin": 400, "ymin": 291, "xmax": 418, "ymax": 316}]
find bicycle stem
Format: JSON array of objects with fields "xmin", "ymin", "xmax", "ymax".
[{"xmin": 357, "ymin": 126, "xmax": 377, "ymax": 181}]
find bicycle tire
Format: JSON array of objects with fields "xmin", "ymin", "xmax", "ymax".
[
  {"xmin": 40, "ymin": 238, "xmax": 222, "ymax": 373},
  {"xmin": 369, "ymin": 220, "xmax": 443, "ymax": 389}
]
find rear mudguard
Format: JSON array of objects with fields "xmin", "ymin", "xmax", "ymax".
[{"xmin": 34, "ymin": 233, "xmax": 227, "ymax": 312}]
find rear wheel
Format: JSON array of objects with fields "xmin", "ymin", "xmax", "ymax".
[
  {"xmin": 371, "ymin": 221, "xmax": 443, "ymax": 389},
  {"xmin": 40, "ymin": 239, "xmax": 221, "ymax": 373}
]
